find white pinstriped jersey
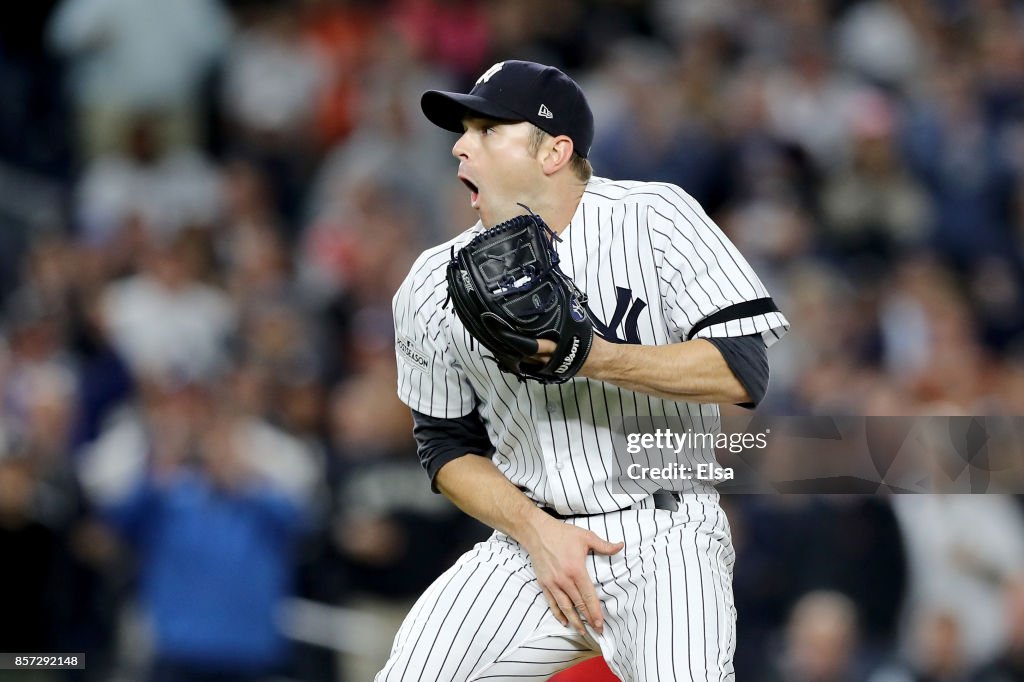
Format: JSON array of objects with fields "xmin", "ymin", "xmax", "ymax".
[{"xmin": 393, "ymin": 176, "xmax": 789, "ymax": 516}]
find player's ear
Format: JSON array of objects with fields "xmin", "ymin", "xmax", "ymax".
[{"xmin": 540, "ymin": 135, "xmax": 575, "ymax": 176}]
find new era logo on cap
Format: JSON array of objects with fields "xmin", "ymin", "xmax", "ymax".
[{"xmin": 420, "ymin": 60, "xmax": 595, "ymax": 158}]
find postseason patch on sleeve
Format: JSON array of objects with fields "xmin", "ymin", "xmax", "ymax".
[{"xmin": 397, "ymin": 334, "xmax": 429, "ymax": 373}]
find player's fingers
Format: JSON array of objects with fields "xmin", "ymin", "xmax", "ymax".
[
  {"xmin": 586, "ymin": 532, "xmax": 625, "ymax": 556},
  {"xmin": 574, "ymin": 577, "xmax": 605, "ymax": 634},
  {"xmin": 552, "ymin": 584, "xmax": 588, "ymax": 636},
  {"xmin": 535, "ymin": 339, "xmax": 557, "ymax": 354},
  {"xmin": 488, "ymin": 322, "xmax": 539, "ymax": 356},
  {"xmin": 541, "ymin": 586, "xmax": 569, "ymax": 628}
]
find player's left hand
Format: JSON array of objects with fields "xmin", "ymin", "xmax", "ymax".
[
  {"xmin": 446, "ymin": 211, "xmax": 594, "ymax": 384},
  {"xmin": 531, "ymin": 339, "xmax": 557, "ymax": 360},
  {"xmin": 531, "ymin": 336, "xmax": 612, "ymax": 378}
]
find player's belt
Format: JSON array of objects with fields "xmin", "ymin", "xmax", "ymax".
[{"xmin": 539, "ymin": 490, "xmax": 681, "ymax": 520}]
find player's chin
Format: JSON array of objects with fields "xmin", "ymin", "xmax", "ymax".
[
  {"xmin": 481, "ymin": 203, "xmax": 525, "ymax": 228},
  {"xmin": 477, "ymin": 204, "xmax": 500, "ymax": 228}
]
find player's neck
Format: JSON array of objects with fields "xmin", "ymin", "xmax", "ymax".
[{"xmin": 532, "ymin": 180, "xmax": 586, "ymax": 235}]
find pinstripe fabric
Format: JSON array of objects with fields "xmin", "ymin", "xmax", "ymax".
[
  {"xmin": 375, "ymin": 496, "xmax": 736, "ymax": 681},
  {"xmin": 386, "ymin": 177, "xmax": 781, "ymax": 680},
  {"xmin": 393, "ymin": 177, "xmax": 789, "ymax": 515}
]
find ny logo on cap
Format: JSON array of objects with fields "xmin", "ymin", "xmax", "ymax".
[
  {"xmin": 476, "ymin": 62, "xmax": 504, "ymax": 85},
  {"xmin": 538, "ymin": 104, "xmax": 553, "ymax": 119}
]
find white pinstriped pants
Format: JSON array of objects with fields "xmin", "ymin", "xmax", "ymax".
[{"xmin": 375, "ymin": 495, "xmax": 736, "ymax": 682}]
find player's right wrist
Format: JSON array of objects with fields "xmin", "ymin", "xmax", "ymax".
[{"xmin": 509, "ymin": 504, "xmax": 558, "ymax": 551}]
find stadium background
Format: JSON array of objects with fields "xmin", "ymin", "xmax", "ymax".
[{"xmin": 2, "ymin": 0, "xmax": 1024, "ymax": 680}]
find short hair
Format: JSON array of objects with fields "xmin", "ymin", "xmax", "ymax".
[{"xmin": 527, "ymin": 125, "xmax": 593, "ymax": 183}]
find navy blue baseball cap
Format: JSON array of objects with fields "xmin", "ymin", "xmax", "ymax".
[{"xmin": 421, "ymin": 60, "xmax": 595, "ymax": 158}]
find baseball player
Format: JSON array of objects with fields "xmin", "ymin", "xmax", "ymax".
[{"xmin": 383, "ymin": 60, "xmax": 789, "ymax": 681}]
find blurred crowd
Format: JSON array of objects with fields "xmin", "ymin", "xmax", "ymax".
[{"xmin": 1, "ymin": 0, "xmax": 1024, "ymax": 680}]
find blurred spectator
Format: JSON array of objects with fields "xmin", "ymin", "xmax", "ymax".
[
  {"xmin": 217, "ymin": 160, "xmax": 310, "ymax": 326},
  {"xmin": 728, "ymin": 496, "xmax": 820, "ymax": 679},
  {"xmin": 966, "ymin": 255, "xmax": 1024, "ymax": 355},
  {"xmin": 764, "ymin": 38, "xmax": 865, "ymax": 170},
  {"xmin": 800, "ymin": 497, "xmax": 907, "ymax": 654},
  {"xmin": 766, "ymin": 264, "xmax": 876, "ymax": 413},
  {"xmin": 902, "ymin": 62, "xmax": 1019, "ymax": 269},
  {"xmin": 67, "ymin": 286, "xmax": 135, "ymax": 453},
  {"xmin": 224, "ymin": 365, "xmax": 325, "ymax": 505},
  {"xmin": 300, "ymin": 0, "xmax": 383, "ymax": 147},
  {"xmin": 390, "ymin": 0, "xmax": 490, "ymax": 81},
  {"xmin": 221, "ymin": 158, "xmax": 282, "ymax": 235},
  {"xmin": 870, "ymin": 609, "xmax": 973, "ymax": 682},
  {"xmin": 47, "ymin": 0, "xmax": 231, "ymax": 156},
  {"xmin": 305, "ymin": 31, "xmax": 454, "ymax": 245},
  {"xmin": 765, "ymin": 590, "xmax": 869, "ymax": 682},
  {"xmin": 100, "ymin": 389, "xmax": 309, "ymax": 681},
  {"xmin": 975, "ymin": 577, "xmax": 1024, "ymax": 681},
  {"xmin": 728, "ymin": 495, "xmax": 906, "ymax": 680},
  {"xmin": 972, "ymin": 5, "xmax": 1024, "ymax": 131},
  {"xmin": 716, "ymin": 66, "xmax": 818, "ymax": 268},
  {"xmin": 876, "ymin": 257, "xmax": 997, "ymax": 410},
  {"xmin": 222, "ymin": 1, "xmax": 325, "ymax": 141},
  {"xmin": 651, "ymin": 0, "xmax": 740, "ymax": 47},
  {"xmin": 589, "ymin": 41, "xmax": 731, "ymax": 210},
  {"xmin": 835, "ymin": 0, "xmax": 927, "ymax": 90},
  {"xmin": 98, "ymin": 232, "xmax": 235, "ymax": 384},
  {"xmin": 80, "ymin": 367, "xmax": 323, "ymax": 513},
  {"xmin": 1, "ymin": 288, "xmax": 82, "ymax": 460},
  {"xmin": 299, "ymin": 172, "xmax": 423, "ymax": 376},
  {"xmin": 1, "ymin": 232, "xmax": 135, "ymax": 455},
  {"xmin": 821, "ymin": 91, "xmax": 929, "ymax": 273},
  {"xmin": 891, "ymin": 495, "xmax": 1024, "ymax": 667},
  {"xmin": 0, "ymin": 361, "xmax": 119, "ymax": 682},
  {"xmin": 0, "ymin": 0, "xmax": 72, "ymax": 177},
  {"xmin": 221, "ymin": 0, "xmax": 326, "ymax": 233},
  {"xmin": 0, "ymin": 455, "xmax": 70, "ymax": 682},
  {"xmin": 223, "ymin": 223, "xmax": 295, "ymax": 309},
  {"xmin": 238, "ymin": 298, "xmax": 322, "ymax": 380},
  {"xmin": 75, "ymin": 112, "xmax": 225, "ymax": 245}
]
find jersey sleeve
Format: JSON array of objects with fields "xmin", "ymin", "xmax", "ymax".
[
  {"xmin": 392, "ymin": 252, "xmax": 478, "ymax": 418},
  {"xmin": 651, "ymin": 189, "xmax": 789, "ymax": 347}
]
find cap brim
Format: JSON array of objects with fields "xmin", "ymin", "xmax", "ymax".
[{"xmin": 421, "ymin": 90, "xmax": 524, "ymax": 133}]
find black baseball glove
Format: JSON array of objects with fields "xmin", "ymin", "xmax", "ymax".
[{"xmin": 446, "ymin": 208, "xmax": 594, "ymax": 384}]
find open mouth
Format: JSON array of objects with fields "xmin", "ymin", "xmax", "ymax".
[{"xmin": 460, "ymin": 176, "xmax": 480, "ymax": 207}]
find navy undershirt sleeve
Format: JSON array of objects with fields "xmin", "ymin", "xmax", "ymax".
[
  {"xmin": 411, "ymin": 409, "xmax": 495, "ymax": 493},
  {"xmin": 704, "ymin": 334, "xmax": 770, "ymax": 409}
]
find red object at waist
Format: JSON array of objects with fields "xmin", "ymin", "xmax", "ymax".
[{"xmin": 548, "ymin": 657, "xmax": 620, "ymax": 681}]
